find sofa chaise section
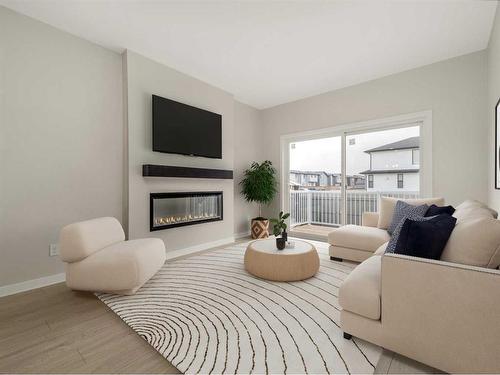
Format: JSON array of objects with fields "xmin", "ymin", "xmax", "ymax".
[
  {"xmin": 328, "ymin": 214, "xmax": 389, "ymax": 262},
  {"xmin": 329, "ymin": 197, "xmax": 444, "ymax": 262}
]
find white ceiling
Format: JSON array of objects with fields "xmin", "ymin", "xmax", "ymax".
[{"xmin": 1, "ymin": 0, "xmax": 497, "ymax": 109}]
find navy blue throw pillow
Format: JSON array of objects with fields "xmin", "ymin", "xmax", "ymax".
[
  {"xmin": 425, "ymin": 204, "xmax": 455, "ymax": 217},
  {"xmin": 385, "ymin": 203, "xmax": 429, "ymax": 253},
  {"xmin": 394, "ymin": 214, "xmax": 457, "ymax": 260}
]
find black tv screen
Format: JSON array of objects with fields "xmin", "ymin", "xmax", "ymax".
[{"xmin": 152, "ymin": 95, "xmax": 222, "ymax": 159}]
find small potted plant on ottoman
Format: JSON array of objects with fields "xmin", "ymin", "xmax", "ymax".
[
  {"xmin": 271, "ymin": 211, "xmax": 290, "ymax": 250},
  {"xmin": 240, "ymin": 160, "xmax": 278, "ymax": 239}
]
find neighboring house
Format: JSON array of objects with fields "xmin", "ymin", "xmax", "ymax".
[
  {"xmin": 290, "ymin": 170, "xmax": 331, "ymax": 187},
  {"xmin": 327, "ymin": 173, "xmax": 342, "ymax": 187},
  {"xmin": 360, "ymin": 137, "xmax": 419, "ymax": 192},
  {"xmin": 346, "ymin": 175, "xmax": 366, "ymax": 190},
  {"xmin": 290, "ymin": 170, "xmax": 365, "ymax": 190}
]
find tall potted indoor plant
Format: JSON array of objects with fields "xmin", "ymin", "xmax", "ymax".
[{"xmin": 240, "ymin": 160, "xmax": 278, "ymax": 238}]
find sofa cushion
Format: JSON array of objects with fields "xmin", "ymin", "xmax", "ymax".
[
  {"xmin": 339, "ymin": 256, "xmax": 381, "ymax": 320},
  {"xmin": 328, "ymin": 225, "xmax": 390, "ymax": 252},
  {"xmin": 377, "ymin": 196, "xmax": 445, "ymax": 229},
  {"xmin": 455, "ymin": 199, "xmax": 497, "ymax": 214},
  {"xmin": 66, "ymin": 238, "xmax": 166, "ymax": 293},
  {"xmin": 362, "ymin": 211, "xmax": 380, "ymax": 227},
  {"xmin": 453, "ymin": 199, "xmax": 498, "ymax": 221},
  {"xmin": 441, "ymin": 217, "xmax": 500, "ymax": 269}
]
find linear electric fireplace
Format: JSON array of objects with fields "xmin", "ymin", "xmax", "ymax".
[{"xmin": 150, "ymin": 191, "xmax": 223, "ymax": 231}]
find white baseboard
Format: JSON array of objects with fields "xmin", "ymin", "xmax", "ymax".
[
  {"xmin": 234, "ymin": 231, "xmax": 251, "ymax": 239},
  {"xmin": 0, "ymin": 272, "xmax": 66, "ymax": 298},
  {"xmin": 165, "ymin": 236, "xmax": 236, "ymax": 260},
  {"xmin": 0, "ymin": 237, "xmax": 240, "ymax": 298}
]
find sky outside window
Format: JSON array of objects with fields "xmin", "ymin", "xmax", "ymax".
[{"xmin": 290, "ymin": 126, "xmax": 420, "ymax": 175}]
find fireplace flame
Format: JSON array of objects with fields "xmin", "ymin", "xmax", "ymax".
[{"xmin": 154, "ymin": 214, "xmax": 219, "ymax": 226}]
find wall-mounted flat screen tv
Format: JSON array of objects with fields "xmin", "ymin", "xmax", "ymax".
[{"xmin": 152, "ymin": 94, "xmax": 222, "ymax": 159}]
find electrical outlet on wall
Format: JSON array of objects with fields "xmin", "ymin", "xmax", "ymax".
[{"xmin": 49, "ymin": 244, "xmax": 59, "ymax": 257}]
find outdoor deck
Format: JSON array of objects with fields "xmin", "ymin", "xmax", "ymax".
[
  {"xmin": 290, "ymin": 190, "xmax": 418, "ymax": 227},
  {"xmin": 289, "ymin": 190, "xmax": 419, "ymax": 241}
]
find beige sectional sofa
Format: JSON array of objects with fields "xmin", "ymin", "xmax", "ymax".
[
  {"xmin": 333, "ymin": 199, "xmax": 500, "ymax": 373},
  {"xmin": 329, "ymin": 197, "xmax": 444, "ymax": 262}
]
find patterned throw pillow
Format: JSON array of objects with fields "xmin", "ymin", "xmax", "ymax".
[
  {"xmin": 388, "ymin": 200, "xmax": 428, "ymax": 235},
  {"xmin": 386, "ymin": 203, "xmax": 429, "ymax": 253}
]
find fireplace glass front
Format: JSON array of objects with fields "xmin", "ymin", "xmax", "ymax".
[{"xmin": 150, "ymin": 192, "xmax": 223, "ymax": 231}]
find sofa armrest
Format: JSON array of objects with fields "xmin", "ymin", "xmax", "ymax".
[
  {"xmin": 361, "ymin": 212, "xmax": 379, "ymax": 227},
  {"xmin": 381, "ymin": 254, "xmax": 500, "ymax": 373}
]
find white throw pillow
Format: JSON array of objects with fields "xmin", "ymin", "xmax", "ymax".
[{"xmin": 377, "ymin": 196, "xmax": 445, "ymax": 230}]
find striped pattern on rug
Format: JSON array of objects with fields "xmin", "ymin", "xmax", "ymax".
[{"xmin": 97, "ymin": 240, "xmax": 382, "ymax": 374}]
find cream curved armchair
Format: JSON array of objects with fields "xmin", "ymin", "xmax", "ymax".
[{"xmin": 59, "ymin": 217, "xmax": 166, "ymax": 295}]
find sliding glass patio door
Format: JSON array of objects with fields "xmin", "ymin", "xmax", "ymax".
[
  {"xmin": 288, "ymin": 136, "xmax": 344, "ymax": 235},
  {"xmin": 286, "ymin": 122, "xmax": 421, "ymax": 237},
  {"xmin": 344, "ymin": 125, "xmax": 420, "ymax": 225}
]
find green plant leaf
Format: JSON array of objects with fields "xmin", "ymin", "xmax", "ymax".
[
  {"xmin": 282, "ymin": 213, "xmax": 290, "ymax": 220},
  {"xmin": 239, "ymin": 160, "xmax": 278, "ymax": 205}
]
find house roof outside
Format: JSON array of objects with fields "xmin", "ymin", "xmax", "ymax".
[
  {"xmin": 359, "ymin": 168, "xmax": 419, "ymax": 175},
  {"xmin": 364, "ymin": 137, "xmax": 419, "ymax": 153}
]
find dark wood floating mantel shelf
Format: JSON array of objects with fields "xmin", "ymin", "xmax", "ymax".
[{"xmin": 143, "ymin": 164, "xmax": 233, "ymax": 179}]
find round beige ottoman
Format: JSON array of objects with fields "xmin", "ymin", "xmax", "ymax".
[{"xmin": 244, "ymin": 239, "xmax": 320, "ymax": 281}]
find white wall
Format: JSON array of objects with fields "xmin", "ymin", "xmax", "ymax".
[
  {"xmin": 371, "ymin": 149, "xmax": 417, "ymax": 170},
  {"xmin": 370, "ymin": 173, "xmax": 419, "ymax": 192},
  {"xmin": 233, "ymin": 101, "xmax": 262, "ymax": 237},
  {"xmin": 124, "ymin": 50, "xmax": 236, "ymax": 252},
  {"xmin": 488, "ymin": 6, "xmax": 500, "ymax": 211},
  {"xmin": 0, "ymin": 8, "xmax": 262, "ymax": 288},
  {"xmin": 0, "ymin": 7, "xmax": 123, "ymax": 286},
  {"xmin": 261, "ymin": 51, "xmax": 488, "ymax": 216}
]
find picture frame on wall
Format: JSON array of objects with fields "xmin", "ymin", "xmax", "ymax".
[{"xmin": 496, "ymin": 98, "xmax": 500, "ymax": 189}]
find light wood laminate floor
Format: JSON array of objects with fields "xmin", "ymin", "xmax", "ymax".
[
  {"xmin": 0, "ymin": 283, "xmax": 180, "ymax": 374},
  {"xmin": 0, "ymin": 239, "xmax": 440, "ymax": 374}
]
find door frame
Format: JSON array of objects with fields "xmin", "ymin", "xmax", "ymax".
[{"xmin": 280, "ymin": 110, "xmax": 433, "ymax": 225}]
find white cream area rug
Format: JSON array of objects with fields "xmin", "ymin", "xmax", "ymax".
[{"xmin": 97, "ymin": 240, "xmax": 382, "ymax": 374}]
